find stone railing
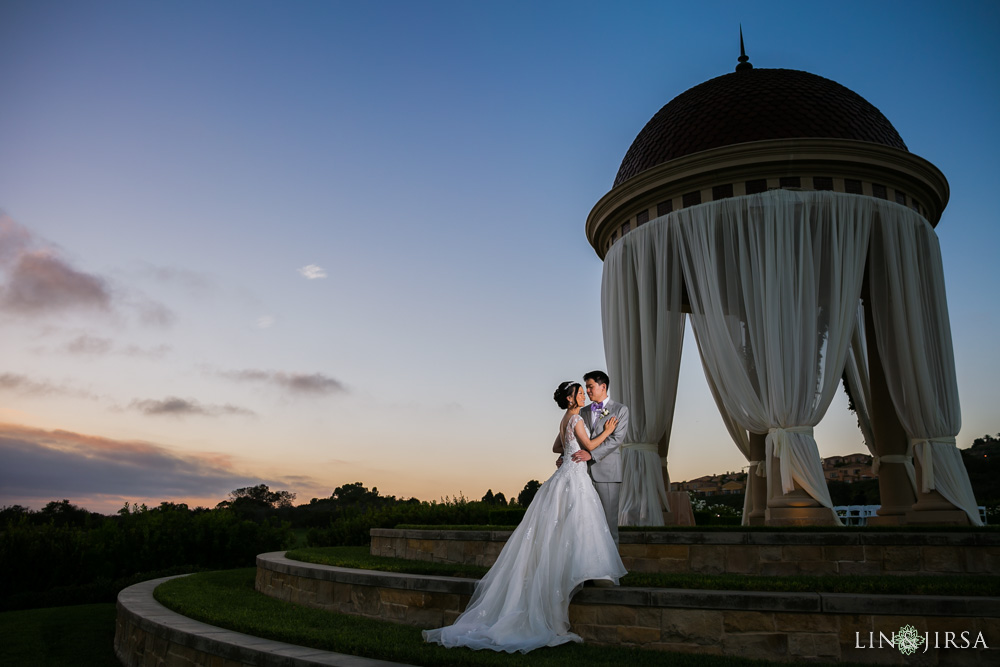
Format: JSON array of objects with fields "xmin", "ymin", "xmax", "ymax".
[{"xmin": 371, "ymin": 528, "xmax": 1000, "ymax": 575}]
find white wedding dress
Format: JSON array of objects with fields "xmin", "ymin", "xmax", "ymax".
[{"xmin": 422, "ymin": 414, "xmax": 627, "ymax": 653}]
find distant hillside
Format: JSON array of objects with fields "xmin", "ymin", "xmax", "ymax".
[{"xmin": 679, "ymin": 433, "xmax": 1000, "ymax": 508}]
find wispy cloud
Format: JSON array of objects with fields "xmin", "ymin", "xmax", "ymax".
[
  {"xmin": 65, "ymin": 334, "xmax": 114, "ymax": 355},
  {"xmin": 0, "ymin": 422, "xmax": 323, "ymax": 512},
  {"xmin": 298, "ymin": 264, "xmax": 327, "ymax": 280},
  {"xmin": 0, "ymin": 373, "xmax": 66, "ymax": 396},
  {"xmin": 129, "ymin": 396, "xmax": 256, "ymax": 417},
  {"xmin": 256, "ymin": 315, "xmax": 275, "ymax": 329},
  {"xmin": 122, "ymin": 343, "xmax": 172, "ymax": 359},
  {"xmin": 0, "ymin": 373, "xmax": 97, "ymax": 400},
  {"xmin": 1, "ymin": 250, "xmax": 112, "ymax": 315},
  {"xmin": 0, "ymin": 214, "xmax": 173, "ymax": 327},
  {"xmin": 218, "ymin": 369, "xmax": 347, "ymax": 395},
  {"xmin": 59, "ymin": 334, "xmax": 171, "ymax": 359},
  {"xmin": 0, "ymin": 214, "xmax": 34, "ymax": 264},
  {"xmin": 133, "ymin": 297, "xmax": 176, "ymax": 327},
  {"xmin": 142, "ymin": 265, "xmax": 216, "ymax": 293}
]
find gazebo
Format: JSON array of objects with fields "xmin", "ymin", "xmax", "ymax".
[{"xmin": 590, "ymin": 43, "xmax": 981, "ymax": 527}]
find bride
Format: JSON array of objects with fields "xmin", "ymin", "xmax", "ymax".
[{"xmin": 422, "ymin": 381, "xmax": 628, "ymax": 653}]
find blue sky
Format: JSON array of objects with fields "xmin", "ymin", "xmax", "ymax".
[{"xmin": 1, "ymin": 1, "xmax": 998, "ymax": 513}]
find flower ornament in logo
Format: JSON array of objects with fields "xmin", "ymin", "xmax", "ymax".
[{"xmin": 896, "ymin": 625, "xmax": 925, "ymax": 655}]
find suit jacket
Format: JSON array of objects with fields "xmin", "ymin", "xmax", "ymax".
[{"xmin": 582, "ymin": 398, "xmax": 629, "ymax": 483}]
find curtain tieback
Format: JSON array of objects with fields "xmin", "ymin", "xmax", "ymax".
[
  {"xmin": 871, "ymin": 454, "xmax": 912, "ymax": 475},
  {"xmin": 749, "ymin": 460, "xmax": 766, "ymax": 478},
  {"xmin": 767, "ymin": 426, "xmax": 815, "ymax": 437},
  {"xmin": 766, "ymin": 426, "xmax": 815, "ymax": 494},
  {"xmin": 910, "ymin": 436, "xmax": 957, "ymax": 492},
  {"xmin": 622, "ymin": 442, "xmax": 659, "ymax": 454}
]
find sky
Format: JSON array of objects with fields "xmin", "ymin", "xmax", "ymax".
[{"xmin": 1, "ymin": 1, "xmax": 998, "ymax": 514}]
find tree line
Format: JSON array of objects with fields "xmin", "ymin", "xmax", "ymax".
[{"xmin": 0, "ymin": 479, "xmax": 542, "ymax": 611}]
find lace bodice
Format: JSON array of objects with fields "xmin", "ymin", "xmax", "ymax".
[{"xmin": 562, "ymin": 414, "xmax": 584, "ymax": 460}]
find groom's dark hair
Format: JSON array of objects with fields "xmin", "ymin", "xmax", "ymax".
[{"xmin": 583, "ymin": 370, "xmax": 610, "ymax": 389}]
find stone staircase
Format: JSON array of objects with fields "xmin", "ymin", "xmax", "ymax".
[{"xmin": 115, "ymin": 529, "xmax": 1000, "ymax": 665}]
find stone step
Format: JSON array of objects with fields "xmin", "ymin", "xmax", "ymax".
[
  {"xmin": 258, "ymin": 551, "xmax": 1000, "ymax": 664},
  {"xmin": 371, "ymin": 527, "xmax": 1000, "ymax": 576}
]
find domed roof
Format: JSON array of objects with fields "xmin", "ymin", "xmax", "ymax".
[{"xmin": 614, "ymin": 68, "xmax": 908, "ymax": 187}]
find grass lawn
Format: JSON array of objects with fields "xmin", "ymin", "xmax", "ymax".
[
  {"xmin": 155, "ymin": 568, "xmax": 783, "ymax": 666},
  {"xmin": 286, "ymin": 546, "xmax": 1000, "ymax": 597},
  {"xmin": 0, "ymin": 603, "xmax": 119, "ymax": 667}
]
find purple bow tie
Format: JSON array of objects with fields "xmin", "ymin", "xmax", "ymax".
[{"xmin": 592, "ymin": 402, "xmax": 604, "ymax": 411}]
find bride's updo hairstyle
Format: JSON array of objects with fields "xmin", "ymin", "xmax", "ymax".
[{"xmin": 553, "ymin": 381, "xmax": 581, "ymax": 410}]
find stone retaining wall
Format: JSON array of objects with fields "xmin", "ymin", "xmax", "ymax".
[
  {"xmin": 259, "ymin": 551, "xmax": 1000, "ymax": 664},
  {"xmin": 370, "ymin": 528, "xmax": 1000, "ymax": 575},
  {"xmin": 114, "ymin": 575, "xmax": 407, "ymax": 667}
]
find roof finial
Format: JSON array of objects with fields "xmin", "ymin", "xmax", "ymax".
[{"xmin": 736, "ymin": 25, "xmax": 752, "ymax": 72}]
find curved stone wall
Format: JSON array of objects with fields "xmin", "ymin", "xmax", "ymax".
[
  {"xmin": 114, "ymin": 575, "xmax": 405, "ymax": 667},
  {"xmin": 371, "ymin": 528, "xmax": 1000, "ymax": 575},
  {"xmin": 258, "ymin": 551, "xmax": 1000, "ymax": 664}
]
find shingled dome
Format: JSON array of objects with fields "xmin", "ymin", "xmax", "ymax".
[{"xmin": 614, "ymin": 68, "xmax": 908, "ymax": 187}]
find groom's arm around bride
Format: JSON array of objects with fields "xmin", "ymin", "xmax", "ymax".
[{"xmin": 572, "ymin": 370, "xmax": 629, "ymax": 545}]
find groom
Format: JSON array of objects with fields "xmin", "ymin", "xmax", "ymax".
[{"xmin": 571, "ymin": 370, "xmax": 629, "ymax": 545}]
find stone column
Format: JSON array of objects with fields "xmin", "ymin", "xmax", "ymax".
[
  {"xmin": 763, "ymin": 429, "xmax": 837, "ymax": 526},
  {"xmin": 862, "ymin": 288, "xmax": 917, "ymax": 526},
  {"xmin": 746, "ymin": 432, "xmax": 767, "ymax": 525},
  {"xmin": 764, "ymin": 451, "xmax": 838, "ymax": 526},
  {"xmin": 660, "ymin": 432, "xmax": 695, "ymax": 525},
  {"xmin": 906, "ymin": 462, "xmax": 971, "ymax": 525},
  {"xmin": 863, "ymin": 272, "xmax": 968, "ymax": 526}
]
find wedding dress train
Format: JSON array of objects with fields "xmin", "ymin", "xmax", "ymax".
[{"xmin": 422, "ymin": 414, "xmax": 627, "ymax": 653}]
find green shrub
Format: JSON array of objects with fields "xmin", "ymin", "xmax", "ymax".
[
  {"xmin": 306, "ymin": 498, "xmax": 514, "ymax": 547},
  {"xmin": 0, "ymin": 502, "xmax": 291, "ymax": 610}
]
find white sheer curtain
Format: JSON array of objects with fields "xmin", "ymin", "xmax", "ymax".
[
  {"xmin": 843, "ymin": 302, "xmax": 876, "ymax": 453},
  {"xmin": 602, "ymin": 218, "xmax": 687, "ymax": 526},
  {"xmin": 698, "ymin": 358, "xmax": 755, "ymax": 525},
  {"xmin": 867, "ymin": 206, "xmax": 981, "ymax": 525},
  {"xmin": 842, "ymin": 301, "xmax": 918, "ymax": 492},
  {"xmin": 672, "ymin": 190, "xmax": 876, "ymax": 523}
]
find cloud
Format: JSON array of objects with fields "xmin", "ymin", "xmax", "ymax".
[
  {"xmin": 0, "ymin": 215, "xmax": 173, "ymax": 326},
  {"xmin": 0, "ymin": 213, "xmax": 34, "ymax": 264},
  {"xmin": 0, "ymin": 422, "xmax": 321, "ymax": 512},
  {"xmin": 65, "ymin": 334, "xmax": 114, "ymax": 355},
  {"xmin": 218, "ymin": 369, "xmax": 347, "ymax": 395},
  {"xmin": 256, "ymin": 315, "xmax": 275, "ymax": 329},
  {"xmin": 142, "ymin": 265, "xmax": 216, "ymax": 293},
  {"xmin": 298, "ymin": 264, "xmax": 327, "ymax": 280},
  {"xmin": 59, "ymin": 334, "xmax": 170, "ymax": 359},
  {"xmin": 129, "ymin": 396, "xmax": 256, "ymax": 417},
  {"xmin": 0, "ymin": 373, "xmax": 64, "ymax": 396},
  {"xmin": 0, "ymin": 373, "xmax": 96, "ymax": 400},
  {"xmin": 122, "ymin": 343, "xmax": 172, "ymax": 359},
  {"xmin": 1, "ymin": 250, "xmax": 112, "ymax": 314},
  {"xmin": 134, "ymin": 298, "xmax": 176, "ymax": 327}
]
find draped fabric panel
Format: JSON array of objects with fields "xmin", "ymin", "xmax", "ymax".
[
  {"xmin": 602, "ymin": 219, "xmax": 687, "ymax": 526},
  {"xmin": 694, "ymin": 336, "xmax": 754, "ymax": 524},
  {"xmin": 867, "ymin": 208, "xmax": 981, "ymax": 525},
  {"xmin": 599, "ymin": 189, "xmax": 975, "ymax": 528},
  {"xmin": 843, "ymin": 301, "xmax": 918, "ymax": 493},
  {"xmin": 843, "ymin": 302, "xmax": 876, "ymax": 453},
  {"xmin": 671, "ymin": 190, "xmax": 877, "ymax": 523}
]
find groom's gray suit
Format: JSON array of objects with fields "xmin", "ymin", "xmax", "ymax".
[{"xmin": 582, "ymin": 398, "xmax": 629, "ymax": 545}]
